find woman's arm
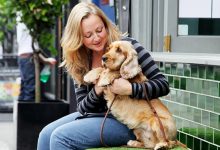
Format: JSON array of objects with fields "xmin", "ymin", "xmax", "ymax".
[
  {"xmin": 74, "ymin": 82, "xmax": 107, "ymax": 114},
  {"xmin": 123, "ymin": 37, "xmax": 170, "ymax": 100}
]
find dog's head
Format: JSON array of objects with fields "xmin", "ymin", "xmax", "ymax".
[{"xmin": 102, "ymin": 41, "xmax": 141, "ymax": 79}]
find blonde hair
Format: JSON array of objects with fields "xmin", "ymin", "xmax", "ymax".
[{"xmin": 61, "ymin": 2, "xmax": 122, "ymax": 85}]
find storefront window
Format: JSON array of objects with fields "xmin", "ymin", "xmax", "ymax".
[{"xmin": 178, "ymin": 0, "xmax": 220, "ymax": 36}]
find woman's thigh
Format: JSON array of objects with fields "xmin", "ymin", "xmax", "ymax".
[
  {"xmin": 37, "ymin": 112, "xmax": 81, "ymax": 150},
  {"xmin": 50, "ymin": 116, "xmax": 135, "ymax": 150}
]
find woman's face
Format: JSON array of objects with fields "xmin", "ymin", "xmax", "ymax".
[{"xmin": 81, "ymin": 14, "xmax": 108, "ymax": 52}]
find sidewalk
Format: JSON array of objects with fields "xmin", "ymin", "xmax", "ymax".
[{"xmin": 0, "ymin": 113, "xmax": 16, "ymax": 150}]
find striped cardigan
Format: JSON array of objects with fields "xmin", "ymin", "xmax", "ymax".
[{"xmin": 74, "ymin": 37, "xmax": 170, "ymax": 115}]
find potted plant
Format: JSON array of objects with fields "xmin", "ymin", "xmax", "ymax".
[
  {"xmin": 1, "ymin": 0, "xmax": 71, "ymax": 149},
  {"xmin": 15, "ymin": 0, "xmax": 70, "ymax": 103}
]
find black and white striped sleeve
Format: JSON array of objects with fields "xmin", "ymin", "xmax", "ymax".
[
  {"xmin": 122, "ymin": 37, "xmax": 170, "ymax": 100},
  {"xmin": 74, "ymin": 82, "xmax": 107, "ymax": 114}
]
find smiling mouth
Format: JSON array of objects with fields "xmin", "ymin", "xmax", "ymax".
[{"xmin": 94, "ymin": 42, "xmax": 102, "ymax": 46}]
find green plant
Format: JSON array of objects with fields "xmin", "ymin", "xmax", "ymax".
[
  {"xmin": 15, "ymin": 0, "xmax": 69, "ymax": 55},
  {"xmin": 1, "ymin": 0, "xmax": 69, "ymax": 102},
  {"xmin": 15, "ymin": 0, "xmax": 69, "ymax": 102},
  {"xmin": 0, "ymin": 0, "xmax": 17, "ymax": 50}
]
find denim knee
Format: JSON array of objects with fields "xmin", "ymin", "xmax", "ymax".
[
  {"xmin": 37, "ymin": 127, "xmax": 51, "ymax": 150},
  {"xmin": 50, "ymin": 128, "xmax": 79, "ymax": 150}
]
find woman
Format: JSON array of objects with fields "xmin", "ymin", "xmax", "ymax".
[{"xmin": 37, "ymin": 2, "xmax": 169, "ymax": 150}]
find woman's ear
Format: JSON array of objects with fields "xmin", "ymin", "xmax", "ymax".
[{"xmin": 119, "ymin": 44, "xmax": 142, "ymax": 79}]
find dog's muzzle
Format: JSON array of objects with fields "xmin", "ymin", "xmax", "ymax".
[{"xmin": 102, "ymin": 56, "xmax": 108, "ymax": 62}]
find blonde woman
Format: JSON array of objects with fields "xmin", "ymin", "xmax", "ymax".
[{"xmin": 37, "ymin": 2, "xmax": 169, "ymax": 150}]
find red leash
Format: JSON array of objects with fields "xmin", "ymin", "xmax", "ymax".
[
  {"xmin": 100, "ymin": 98, "xmax": 116, "ymax": 147},
  {"xmin": 142, "ymin": 83, "xmax": 169, "ymax": 143}
]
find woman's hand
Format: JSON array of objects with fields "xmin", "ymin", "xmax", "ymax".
[
  {"xmin": 93, "ymin": 80, "xmax": 104, "ymax": 96},
  {"xmin": 39, "ymin": 53, "xmax": 57, "ymax": 66},
  {"xmin": 94, "ymin": 84, "xmax": 105, "ymax": 96},
  {"xmin": 46, "ymin": 58, "xmax": 57, "ymax": 65},
  {"xmin": 109, "ymin": 78, "xmax": 132, "ymax": 95}
]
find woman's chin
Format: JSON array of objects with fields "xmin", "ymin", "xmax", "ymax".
[{"xmin": 93, "ymin": 45, "xmax": 105, "ymax": 52}]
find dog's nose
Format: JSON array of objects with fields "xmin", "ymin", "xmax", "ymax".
[{"xmin": 102, "ymin": 56, "xmax": 108, "ymax": 62}]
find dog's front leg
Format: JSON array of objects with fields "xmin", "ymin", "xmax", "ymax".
[
  {"xmin": 84, "ymin": 67, "xmax": 104, "ymax": 84},
  {"xmin": 127, "ymin": 129, "xmax": 145, "ymax": 148},
  {"xmin": 98, "ymin": 69, "xmax": 121, "ymax": 86}
]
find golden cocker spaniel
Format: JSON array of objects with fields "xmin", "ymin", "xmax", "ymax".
[{"xmin": 84, "ymin": 41, "xmax": 183, "ymax": 150}]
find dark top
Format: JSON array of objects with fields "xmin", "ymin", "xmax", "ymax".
[{"xmin": 74, "ymin": 37, "xmax": 170, "ymax": 115}]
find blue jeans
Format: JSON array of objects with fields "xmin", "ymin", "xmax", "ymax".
[
  {"xmin": 18, "ymin": 57, "xmax": 35, "ymax": 101},
  {"xmin": 37, "ymin": 112, "xmax": 135, "ymax": 150}
]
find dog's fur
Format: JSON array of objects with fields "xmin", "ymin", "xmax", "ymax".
[{"xmin": 84, "ymin": 41, "xmax": 180, "ymax": 150}]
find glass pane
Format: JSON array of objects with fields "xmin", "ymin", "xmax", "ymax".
[
  {"xmin": 213, "ymin": 0, "xmax": 220, "ymax": 18},
  {"xmin": 179, "ymin": 0, "xmax": 211, "ymax": 18},
  {"xmin": 178, "ymin": 18, "xmax": 220, "ymax": 35},
  {"xmin": 178, "ymin": 0, "xmax": 220, "ymax": 36}
]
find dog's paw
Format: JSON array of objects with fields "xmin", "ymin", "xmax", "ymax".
[
  {"xmin": 127, "ymin": 140, "xmax": 144, "ymax": 148},
  {"xmin": 84, "ymin": 72, "xmax": 97, "ymax": 83},
  {"xmin": 83, "ymin": 67, "xmax": 104, "ymax": 83},
  {"xmin": 97, "ymin": 78, "xmax": 110, "ymax": 86},
  {"xmin": 154, "ymin": 142, "xmax": 168, "ymax": 150},
  {"xmin": 97, "ymin": 69, "xmax": 111, "ymax": 86}
]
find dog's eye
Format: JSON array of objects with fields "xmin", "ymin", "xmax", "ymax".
[{"xmin": 116, "ymin": 48, "xmax": 122, "ymax": 53}]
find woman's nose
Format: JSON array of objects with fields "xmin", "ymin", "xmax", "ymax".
[{"xmin": 93, "ymin": 33, "xmax": 100, "ymax": 41}]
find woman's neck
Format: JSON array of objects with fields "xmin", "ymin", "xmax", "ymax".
[{"xmin": 92, "ymin": 51, "xmax": 104, "ymax": 69}]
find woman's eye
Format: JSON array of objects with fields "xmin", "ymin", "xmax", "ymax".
[
  {"xmin": 84, "ymin": 34, "xmax": 92, "ymax": 38},
  {"xmin": 96, "ymin": 27, "xmax": 103, "ymax": 33}
]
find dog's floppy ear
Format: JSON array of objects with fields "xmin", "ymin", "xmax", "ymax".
[{"xmin": 120, "ymin": 41, "xmax": 142, "ymax": 79}]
